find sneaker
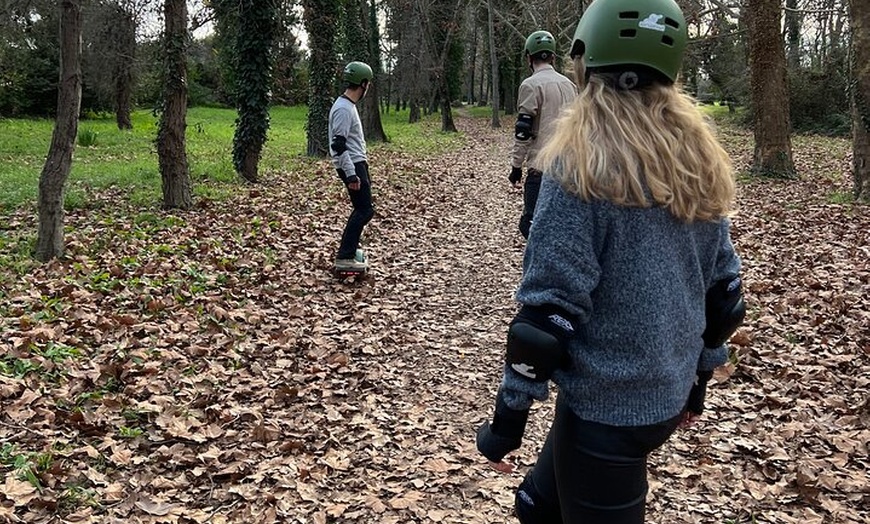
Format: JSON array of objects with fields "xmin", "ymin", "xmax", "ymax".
[
  {"xmin": 354, "ymin": 248, "xmax": 366, "ymax": 263},
  {"xmin": 334, "ymin": 257, "xmax": 368, "ymax": 272}
]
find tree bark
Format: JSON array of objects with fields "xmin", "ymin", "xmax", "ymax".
[
  {"xmin": 115, "ymin": 68, "xmax": 133, "ymax": 130},
  {"xmin": 851, "ymin": 0, "xmax": 870, "ymax": 200},
  {"xmin": 466, "ymin": 16, "xmax": 477, "ymax": 105},
  {"xmin": 747, "ymin": 0, "xmax": 796, "ymax": 177},
  {"xmin": 360, "ymin": 0, "xmax": 388, "ymax": 142},
  {"xmin": 157, "ymin": 0, "xmax": 193, "ymax": 209},
  {"xmin": 486, "ymin": 0, "xmax": 500, "ymax": 128},
  {"xmin": 409, "ymin": 98, "xmax": 420, "ymax": 123},
  {"xmin": 302, "ymin": 0, "xmax": 338, "ymax": 157},
  {"xmin": 440, "ymin": 82, "xmax": 456, "ymax": 132},
  {"xmin": 36, "ymin": 0, "xmax": 82, "ymax": 262},
  {"xmin": 114, "ymin": 6, "xmax": 135, "ymax": 130},
  {"xmin": 361, "ymin": 80, "xmax": 388, "ymax": 140},
  {"xmin": 785, "ymin": 0, "xmax": 801, "ymax": 69}
]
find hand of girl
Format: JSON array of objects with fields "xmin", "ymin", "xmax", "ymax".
[{"xmin": 489, "ymin": 459, "xmax": 515, "ymax": 474}]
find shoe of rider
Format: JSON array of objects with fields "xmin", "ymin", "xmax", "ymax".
[{"xmin": 335, "ymin": 257, "xmax": 367, "ymax": 271}]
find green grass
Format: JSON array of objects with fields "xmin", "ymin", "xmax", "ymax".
[
  {"xmin": 828, "ymin": 191, "xmax": 855, "ymax": 205},
  {"xmin": 371, "ymin": 106, "xmax": 465, "ymax": 156},
  {"xmin": 0, "ymin": 443, "xmax": 53, "ymax": 489},
  {"xmin": 698, "ymin": 102, "xmax": 747, "ymax": 122},
  {"xmin": 0, "ymin": 105, "xmax": 462, "ymax": 211},
  {"xmin": 465, "ymin": 104, "xmax": 504, "ymax": 119},
  {"xmin": 0, "ymin": 341, "xmax": 82, "ymax": 382}
]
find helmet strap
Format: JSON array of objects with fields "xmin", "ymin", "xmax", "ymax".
[{"xmin": 586, "ymin": 65, "xmax": 672, "ymax": 91}]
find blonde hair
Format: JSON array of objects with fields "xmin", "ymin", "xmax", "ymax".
[{"xmin": 538, "ymin": 61, "xmax": 735, "ymax": 223}]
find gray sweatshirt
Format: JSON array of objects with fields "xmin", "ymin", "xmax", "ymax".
[
  {"xmin": 328, "ymin": 95, "xmax": 367, "ymax": 176},
  {"xmin": 501, "ymin": 175, "xmax": 741, "ymax": 427}
]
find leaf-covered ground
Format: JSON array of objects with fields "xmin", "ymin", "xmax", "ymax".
[{"xmin": 0, "ymin": 115, "xmax": 867, "ymax": 524}]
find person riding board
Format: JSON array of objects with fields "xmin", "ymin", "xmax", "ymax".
[
  {"xmin": 477, "ymin": 0, "xmax": 746, "ymax": 522},
  {"xmin": 330, "ymin": 61, "xmax": 375, "ymax": 276}
]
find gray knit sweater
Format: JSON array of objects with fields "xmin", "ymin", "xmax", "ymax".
[{"xmin": 501, "ymin": 175, "xmax": 741, "ymax": 426}]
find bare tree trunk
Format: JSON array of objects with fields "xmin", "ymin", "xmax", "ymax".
[
  {"xmin": 36, "ymin": 0, "xmax": 82, "ymax": 262},
  {"xmin": 747, "ymin": 0, "xmax": 796, "ymax": 177},
  {"xmin": 157, "ymin": 0, "xmax": 193, "ymax": 209},
  {"xmin": 466, "ymin": 16, "xmax": 477, "ymax": 104},
  {"xmin": 114, "ymin": 7, "xmax": 135, "ymax": 130},
  {"xmin": 479, "ymin": 65, "xmax": 487, "ymax": 106},
  {"xmin": 425, "ymin": 0, "xmax": 462, "ymax": 133},
  {"xmin": 361, "ymin": 81, "xmax": 388, "ymax": 140},
  {"xmin": 440, "ymin": 83, "xmax": 456, "ymax": 132},
  {"xmin": 115, "ymin": 70, "xmax": 133, "ymax": 130},
  {"xmin": 785, "ymin": 0, "xmax": 801, "ymax": 69},
  {"xmin": 360, "ymin": 0, "xmax": 388, "ymax": 142},
  {"xmin": 851, "ymin": 0, "xmax": 870, "ymax": 200},
  {"xmin": 505, "ymin": 60, "xmax": 519, "ymax": 115},
  {"xmin": 409, "ymin": 98, "xmax": 420, "ymax": 123},
  {"xmin": 486, "ymin": 0, "xmax": 500, "ymax": 128}
]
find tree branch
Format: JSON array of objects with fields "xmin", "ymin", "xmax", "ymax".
[{"xmin": 476, "ymin": 0, "xmax": 525, "ymax": 41}]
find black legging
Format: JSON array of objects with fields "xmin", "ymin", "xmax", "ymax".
[
  {"xmin": 519, "ymin": 169, "xmax": 543, "ymax": 239},
  {"xmin": 337, "ymin": 161, "xmax": 374, "ymax": 260},
  {"xmin": 515, "ymin": 395, "xmax": 682, "ymax": 524}
]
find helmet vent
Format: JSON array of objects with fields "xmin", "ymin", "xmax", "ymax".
[
  {"xmin": 661, "ymin": 35, "xmax": 674, "ymax": 46},
  {"xmin": 618, "ymin": 11, "xmax": 639, "ymax": 19},
  {"xmin": 664, "ymin": 17, "xmax": 680, "ymax": 29},
  {"xmin": 620, "ymin": 29, "xmax": 637, "ymax": 38}
]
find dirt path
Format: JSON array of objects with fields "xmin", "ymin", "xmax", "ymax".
[{"xmin": 272, "ymin": 116, "xmax": 532, "ymax": 523}]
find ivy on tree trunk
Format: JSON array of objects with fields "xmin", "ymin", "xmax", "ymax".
[
  {"xmin": 426, "ymin": 0, "xmax": 464, "ymax": 133},
  {"xmin": 36, "ymin": 0, "xmax": 82, "ymax": 262},
  {"xmin": 232, "ymin": 0, "xmax": 278, "ymax": 183},
  {"xmin": 302, "ymin": 0, "xmax": 339, "ymax": 157}
]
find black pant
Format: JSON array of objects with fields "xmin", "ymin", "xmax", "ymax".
[
  {"xmin": 515, "ymin": 396, "xmax": 682, "ymax": 524},
  {"xmin": 519, "ymin": 169, "xmax": 543, "ymax": 239},
  {"xmin": 336, "ymin": 161, "xmax": 374, "ymax": 260}
]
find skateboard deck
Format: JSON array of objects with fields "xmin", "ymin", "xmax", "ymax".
[{"xmin": 334, "ymin": 267, "xmax": 368, "ymax": 279}]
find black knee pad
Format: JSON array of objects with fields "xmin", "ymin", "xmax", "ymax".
[{"xmin": 515, "ymin": 476, "xmax": 562, "ymax": 524}]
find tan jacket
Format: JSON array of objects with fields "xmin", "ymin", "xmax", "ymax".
[{"xmin": 511, "ymin": 64, "xmax": 577, "ymax": 171}]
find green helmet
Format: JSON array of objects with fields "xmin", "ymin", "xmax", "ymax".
[
  {"xmin": 524, "ymin": 30, "xmax": 557, "ymax": 58},
  {"xmin": 343, "ymin": 61, "xmax": 373, "ymax": 86},
  {"xmin": 570, "ymin": 0, "xmax": 688, "ymax": 83}
]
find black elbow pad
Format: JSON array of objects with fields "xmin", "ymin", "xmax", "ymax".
[
  {"xmin": 331, "ymin": 135, "xmax": 348, "ymax": 156},
  {"xmin": 514, "ymin": 114, "xmax": 535, "ymax": 141},
  {"xmin": 702, "ymin": 276, "xmax": 746, "ymax": 348},
  {"xmin": 505, "ymin": 305, "xmax": 576, "ymax": 382}
]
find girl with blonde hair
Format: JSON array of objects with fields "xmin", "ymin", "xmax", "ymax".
[{"xmin": 477, "ymin": 0, "xmax": 745, "ymax": 522}]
